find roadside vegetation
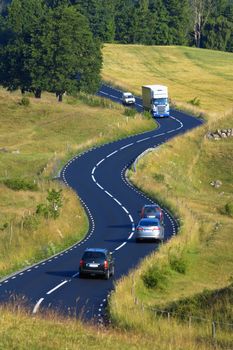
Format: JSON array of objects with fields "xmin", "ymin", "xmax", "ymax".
[
  {"xmin": 0, "ymin": 88, "xmax": 154, "ymax": 278},
  {"xmin": 103, "ymin": 45, "xmax": 233, "ymax": 348}
]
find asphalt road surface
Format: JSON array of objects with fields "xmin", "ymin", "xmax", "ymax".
[{"xmin": 0, "ymin": 84, "xmax": 202, "ymax": 324}]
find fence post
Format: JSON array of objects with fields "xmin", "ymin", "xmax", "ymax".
[
  {"xmin": 212, "ymin": 321, "xmax": 216, "ymax": 339},
  {"xmin": 189, "ymin": 316, "xmax": 192, "ymax": 328},
  {"xmin": 168, "ymin": 312, "xmax": 170, "ymax": 321}
]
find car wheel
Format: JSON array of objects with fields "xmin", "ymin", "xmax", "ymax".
[
  {"xmin": 104, "ymin": 269, "xmax": 110, "ymax": 280},
  {"xmin": 79, "ymin": 272, "xmax": 84, "ymax": 278}
]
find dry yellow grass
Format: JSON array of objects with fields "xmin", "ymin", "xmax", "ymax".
[
  {"xmin": 102, "ymin": 44, "xmax": 233, "ymax": 116},
  {"xmin": 0, "ymin": 88, "xmax": 154, "ymax": 277},
  {"xmin": 102, "ymin": 44, "xmax": 233, "ymax": 348}
]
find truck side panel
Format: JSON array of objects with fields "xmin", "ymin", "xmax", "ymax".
[{"xmin": 142, "ymin": 86, "xmax": 152, "ymax": 110}]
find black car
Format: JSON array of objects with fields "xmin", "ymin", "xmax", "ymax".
[{"xmin": 79, "ymin": 248, "xmax": 114, "ymax": 280}]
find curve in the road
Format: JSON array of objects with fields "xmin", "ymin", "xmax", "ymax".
[{"xmin": 0, "ymin": 84, "xmax": 203, "ymax": 324}]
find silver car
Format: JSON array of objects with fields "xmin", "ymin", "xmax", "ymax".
[
  {"xmin": 135, "ymin": 218, "xmax": 164, "ymax": 242},
  {"xmin": 122, "ymin": 92, "xmax": 136, "ymax": 105}
]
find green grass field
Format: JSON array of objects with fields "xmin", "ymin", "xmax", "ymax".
[{"xmin": 0, "ymin": 88, "xmax": 154, "ymax": 277}]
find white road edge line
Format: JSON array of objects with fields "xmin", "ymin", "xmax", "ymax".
[
  {"xmin": 32, "ymin": 298, "xmax": 44, "ymax": 314},
  {"xmin": 115, "ymin": 242, "xmax": 127, "ymax": 251},
  {"xmin": 46, "ymin": 280, "xmax": 68, "ymax": 295},
  {"xmin": 120, "ymin": 143, "xmax": 133, "ymax": 150}
]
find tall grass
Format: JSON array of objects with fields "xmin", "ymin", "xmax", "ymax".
[
  {"xmin": 109, "ymin": 112, "xmax": 233, "ymax": 348},
  {"xmin": 0, "ymin": 88, "xmax": 154, "ymax": 277},
  {"xmin": 102, "ymin": 44, "xmax": 233, "ymax": 116}
]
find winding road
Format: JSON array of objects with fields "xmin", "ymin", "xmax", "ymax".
[{"xmin": 0, "ymin": 85, "xmax": 202, "ymax": 323}]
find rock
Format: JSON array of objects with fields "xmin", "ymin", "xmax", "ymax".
[
  {"xmin": 221, "ymin": 133, "xmax": 227, "ymax": 138},
  {"xmin": 12, "ymin": 149, "xmax": 20, "ymax": 154},
  {"xmin": 210, "ymin": 180, "xmax": 222, "ymax": 188},
  {"xmin": 213, "ymin": 134, "xmax": 220, "ymax": 140},
  {"xmin": 206, "ymin": 132, "xmax": 212, "ymax": 139},
  {"xmin": 0, "ymin": 147, "xmax": 9, "ymax": 153}
]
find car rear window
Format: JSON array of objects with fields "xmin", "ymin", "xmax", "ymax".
[
  {"xmin": 83, "ymin": 252, "xmax": 105, "ymax": 259},
  {"xmin": 144, "ymin": 207, "xmax": 159, "ymax": 214},
  {"xmin": 140, "ymin": 220, "xmax": 158, "ymax": 226}
]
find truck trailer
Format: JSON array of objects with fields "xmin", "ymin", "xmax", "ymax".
[{"xmin": 142, "ymin": 85, "xmax": 169, "ymax": 117}]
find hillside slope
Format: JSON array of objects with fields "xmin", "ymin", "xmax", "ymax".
[{"xmin": 103, "ymin": 44, "xmax": 233, "ymax": 115}]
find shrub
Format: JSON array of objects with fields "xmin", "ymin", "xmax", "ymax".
[
  {"xmin": 188, "ymin": 97, "xmax": 200, "ymax": 106},
  {"xmin": 20, "ymin": 97, "xmax": 30, "ymax": 106},
  {"xmin": 225, "ymin": 202, "xmax": 233, "ymax": 217},
  {"xmin": 142, "ymin": 265, "xmax": 169, "ymax": 289},
  {"xmin": 36, "ymin": 189, "xmax": 63, "ymax": 219},
  {"xmin": 143, "ymin": 111, "xmax": 152, "ymax": 119},
  {"xmin": 153, "ymin": 173, "xmax": 165, "ymax": 182},
  {"xmin": 77, "ymin": 92, "xmax": 119, "ymax": 109},
  {"xmin": 169, "ymin": 252, "xmax": 187, "ymax": 274},
  {"xmin": 123, "ymin": 108, "xmax": 137, "ymax": 117},
  {"xmin": 22, "ymin": 214, "xmax": 39, "ymax": 231},
  {"xmin": 4, "ymin": 178, "xmax": 38, "ymax": 191}
]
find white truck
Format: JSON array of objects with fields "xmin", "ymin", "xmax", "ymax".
[{"xmin": 142, "ymin": 85, "xmax": 169, "ymax": 117}]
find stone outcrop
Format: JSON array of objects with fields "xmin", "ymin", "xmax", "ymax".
[{"xmin": 206, "ymin": 128, "xmax": 233, "ymax": 140}]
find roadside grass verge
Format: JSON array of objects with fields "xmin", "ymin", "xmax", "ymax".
[
  {"xmin": 0, "ymin": 304, "xmax": 232, "ymax": 350},
  {"xmin": 109, "ymin": 112, "xmax": 233, "ymax": 348},
  {"xmin": 102, "ymin": 44, "xmax": 233, "ymax": 117},
  {"xmin": 0, "ymin": 88, "xmax": 155, "ymax": 278}
]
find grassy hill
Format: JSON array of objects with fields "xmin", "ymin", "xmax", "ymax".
[
  {"xmin": 103, "ymin": 44, "xmax": 233, "ymax": 116},
  {"xmin": 0, "ymin": 89, "xmax": 154, "ymax": 277},
  {"xmin": 0, "ymin": 44, "xmax": 232, "ymax": 349},
  {"xmin": 103, "ymin": 45, "xmax": 233, "ymax": 348}
]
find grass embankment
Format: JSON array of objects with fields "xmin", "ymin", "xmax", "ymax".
[
  {"xmin": 0, "ymin": 305, "xmax": 230, "ymax": 350},
  {"xmin": 103, "ymin": 44, "xmax": 233, "ymax": 116},
  {"xmin": 0, "ymin": 88, "xmax": 154, "ymax": 278},
  {"xmin": 103, "ymin": 44, "xmax": 233, "ymax": 348}
]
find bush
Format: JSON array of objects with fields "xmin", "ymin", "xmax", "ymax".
[
  {"xmin": 169, "ymin": 252, "xmax": 187, "ymax": 274},
  {"xmin": 123, "ymin": 108, "xmax": 137, "ymax": 117},
  {"xmin": 20, "ymin": 97, "xmax": 30, "ymax": 106},
  {"xmin": 143, "ymin": 111, "xmax": 152, "ymax": 119},
  {"xmin": 188, "ymin": 97, "xmax": 200, "ymax": 106},
  {"xmin": 22, "ymin": 214, "xmax": 39, "ymax": 231},
  {"xmin": 4, "ymin": 178, "xmax": 38, "ymax": 191},
  {"xmin": 153, "ymin": 173, "xmax": 165, "ymax": 182},
  {"xmin": 76, "ymin": 93, "xmax": 119, "ymax": 109},
  {"xmin": 142, "ymin": 265, "xmax": 169, "ymax": 289},
  {"xmin": 225, "ymin": 202, "xmax": 233, "ymax": 217},
  {"xmin": 36, "ymin": 189, "xmax": 63, "ymax": 220}
]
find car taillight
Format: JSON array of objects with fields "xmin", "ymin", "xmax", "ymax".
[
  {"xmin": 104, "ymin": 260, "xmax": 108, "ymax": 269},
  {"xmin": 137, "ymin": 227, "xmax": 143, "ymax": 231},
  {"xmin": 79, "ymin": 259, "xmax": 84, "ymax": 267},
  {"xmin": 152, "ymin": 227, "xmax": 159, "ymax": 231}
]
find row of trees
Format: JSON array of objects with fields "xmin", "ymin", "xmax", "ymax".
[
  {"xmin": 70, "ymin": 0, "xmax": 233, "ymax": 52},
  {"xmin": 0, "ymin": 0, "xmax": 102, "ymax": 100}
]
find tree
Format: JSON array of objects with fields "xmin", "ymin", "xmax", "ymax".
[
  {"xmin": 28, "ymin": 3, "xmax": 102, "ymax": 101},
  {"xmin": 0, "ymin": 0, "xmax": 102, "ymax": 100},
  {"xmin": 114, "ymin": 0, "xmax": 135, "ymax": 43},
  {"xmin": 189, "ymin": 0, "xmax": 215, "ymax": 47},
  {"xmin": 0, "ymin": 0, "xmax": 46, "ymax": 96},
  {"xmin": 73, "ymin": 0, "xmax": 116, "ymax": 42}
]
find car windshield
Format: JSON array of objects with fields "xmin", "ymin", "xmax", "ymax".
[
  {"xmin": 124, "ymin": 93, "xmax": 133, "ymax": 98},
  {"xmin": 153, "ymin": 98, "xmax": 168, "ymax": 105},
  {"xmin": 140, "ymin": 220, "xmax": 158, "ymax": 226},
  {"xmin": 83, "ymin": 252, "xmax": 105, "ymax": 259}
]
